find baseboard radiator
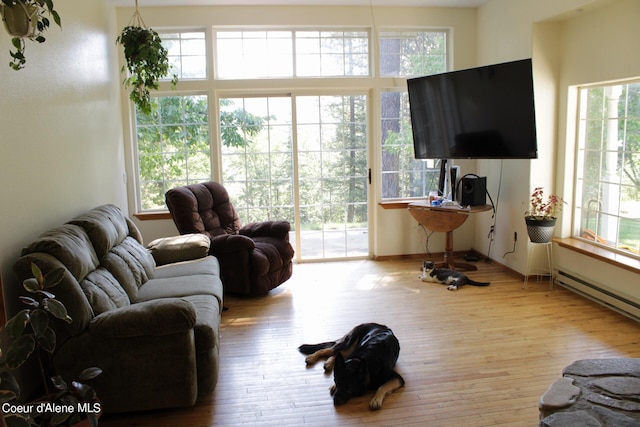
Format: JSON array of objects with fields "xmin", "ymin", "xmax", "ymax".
[{"xmin": 556, "ymin": 270, "xmax": 640, "ymax": 322}]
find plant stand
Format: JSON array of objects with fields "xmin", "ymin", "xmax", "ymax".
[{"xmin": 523, "ymin": 240, "xmax": 554, "ymax": 290}]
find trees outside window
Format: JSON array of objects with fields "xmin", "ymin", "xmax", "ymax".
[{"xmin": 379, "ymin": 31, "xmax": 447, "ymax": 200}]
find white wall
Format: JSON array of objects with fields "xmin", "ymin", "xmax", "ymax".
[
  {"xmin": 0, "ymin": 1, "xmax": 125, "ymax": 316},
  {"xmin": 472, "ymin": 0, "xmax": 624, "ymax": 274}
]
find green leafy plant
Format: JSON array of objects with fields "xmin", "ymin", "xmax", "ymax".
[
  {"xmin": 0, "ymin": 263, "xmax": 102, "ymax": 427},
  {"xmin": 116, "ymin": 2, "xmax": 177, "ymax": 115},
  {"xmin": 0, "ymin": 0, "xmax": 61, "ymax": 70}
]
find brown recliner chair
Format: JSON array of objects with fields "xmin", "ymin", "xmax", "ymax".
[{"xmin": 165, "ymin": 181, "xmax": 294, "ymax": 296}]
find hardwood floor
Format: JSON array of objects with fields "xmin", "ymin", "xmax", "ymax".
[{"xmin": 100, "ymin": 258, "xmax": 640, "ymax": 426}]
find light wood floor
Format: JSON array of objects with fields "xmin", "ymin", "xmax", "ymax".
[{"xmin": 100, "ymin": 258, "xmax": 640, "ymax": 426}]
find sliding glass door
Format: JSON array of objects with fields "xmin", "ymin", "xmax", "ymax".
[{"xmin": 219, "ymin": 94, "xmax": 369, "ymax": 260}]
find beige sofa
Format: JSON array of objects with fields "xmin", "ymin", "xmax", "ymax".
[{"xmin": 12, "ymin": 205, "xmax": 223, "ymax": 414}]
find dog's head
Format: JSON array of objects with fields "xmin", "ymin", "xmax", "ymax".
[{"xmin": 332, "ymin": 352, "xmax": 367, "ymax": 405}]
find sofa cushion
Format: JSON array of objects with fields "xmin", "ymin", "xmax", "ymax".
[
  {"xmin": 80, "ymin": 267, "xmax": 131, "ymax": 315},
  {"xmin": 21, "ymin": 224, "xmax": 99, "ymax": 281},
  {"xmin": 16, "ymin": 225, "xmax": 100, "ymax": 335},
  {"xmin": 153, "ymin": 256, "xmax": 221, "ymax": 279},
  {"xmin": 137, "ymin": 278, "xmax": 222, "ymax": 308},
  {"xmin": 69, "ymin": 204, "xmax": 133, "ymax": 258},
  {"xmin": 69, "ymin": 205, "xmax": 156, "ymax": 301}
]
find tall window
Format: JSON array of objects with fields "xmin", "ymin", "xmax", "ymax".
[
  {"xmin": 575, "ymin": 81, "xmax": 640, "ymax": 257},
  {"xmin": 220, "ymin": 97, "xmax": 295, "ymax": 223},
  {"xmin": 379, "ymin": 30, "xmax": 447, "ymax": 199},
  {"xmin": 135, "ymin": 95, "xmax": 211, "ymax": 210}
]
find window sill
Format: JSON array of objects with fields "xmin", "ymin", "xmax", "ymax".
[
  {"xmin": 133, "ymin": 211, "xmax": 172, "ymax": 221},
  {"xmin": 553, "ymin": 237, "xmax": 640, "ymax": 275}
]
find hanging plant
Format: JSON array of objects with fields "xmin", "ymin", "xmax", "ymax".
[
  {"xmin": 0, "ymin": 0, "xmax": 62, "ymax": 70},
  {"xmin": 116, "ymin": 0, "xmax": 177, "ymax": 115}
]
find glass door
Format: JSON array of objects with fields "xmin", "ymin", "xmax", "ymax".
[
  {"xmin": 295, "ymin": 95, "xmax": 369, "ymax": 259},
  {"xmin": 219, "ymin": 94, "xmax": 369, "ymax": 260}
]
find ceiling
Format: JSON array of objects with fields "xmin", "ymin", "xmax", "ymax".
[{"xmin": 109, "ymin": 0, "xmax": 490, "ymax": 7}]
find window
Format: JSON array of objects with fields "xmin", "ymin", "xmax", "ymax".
[
  {"xmin": 214, "ymin": 30, "xmax": 369, "ymax": 79},
  {"xmin": 161, "ymin": 31, "xmax": 207, "ymax": 80},
  {"xmin": 220, "ymin": 96, "xmax": 295, "ymax": 224},
  {"xmin": 131, "ymin": 28, "xmax": 448, "ymax": 212},
  {"xmin": 379, "ymin": 30, "xmax": 446, "ymax": 77},
  {"xmin": 380, "ymin": 90, "xmax": 440, "ymax": 198},
  {"xmin": 135, "ymin": 95, "xmax": 211, "ymax": 210},
  {"xmin": 575, "ymin": 81, "xmax": 640, "ymax": 256},
  {"xmin": 379, "ymin": 31, "xmax": 447, "ymax": 199}
]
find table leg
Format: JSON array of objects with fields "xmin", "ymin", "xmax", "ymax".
[{"xmin": 440, "ymin": 230, "xmax": 477, "ymax": 271}]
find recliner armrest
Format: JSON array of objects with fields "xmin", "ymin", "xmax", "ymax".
[
  {"xmin": 89, "ymin": 298, "xmax": 197, "ymax": 338},
  {"xmin": 209, "ymin": 233, "xmax": 255, "ymax": 253},
  {"xmin": 240, "ymin": 220, "xmax": 291, "ymax": 240}
]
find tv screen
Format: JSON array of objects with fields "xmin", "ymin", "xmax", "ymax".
[{"xmin": 408, "ymin": 58, "xmax": 538, "ymax": 159}]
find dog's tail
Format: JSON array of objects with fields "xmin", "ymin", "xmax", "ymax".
[
  {"xmin": 298, "ymin": 341, "xmax": 336, "ymax": 355},
  {"xmin": 468, "ymin": 278, "xmax": 490, "ymax": 286}
]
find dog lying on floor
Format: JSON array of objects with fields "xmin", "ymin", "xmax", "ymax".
[{"xmin": 298, "ymin": 323, "xmax": 405, "ymax": 410}]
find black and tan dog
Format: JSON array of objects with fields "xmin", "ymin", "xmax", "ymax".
[{"xmin": 298, "ymin": 323, "xmax": 405, "ymax": 410}]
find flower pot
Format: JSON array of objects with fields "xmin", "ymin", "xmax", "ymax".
[
  {"xmin": 525, "ymin": 216, "xmax": 556, "ymax": 243},
  {"xmin": 1, "ymin": 3, "xmax": 38, "ymax": 38}
]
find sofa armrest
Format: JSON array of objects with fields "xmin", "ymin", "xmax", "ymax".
[
  {"xmin": 147, "ymin": 234, "xmax": 211, "ymax": 266},
  {"xmin": 89, "ymin": 299, "xmax": 197, "ymax": 338},
  {"xmin": 240, "ymin": 220, "xmax": 291, "ymax": 240}
]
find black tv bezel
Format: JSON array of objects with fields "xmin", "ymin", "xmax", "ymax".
[{"xmin": 408, "ymin": 58, "xmax": 538, "ymax": 160}]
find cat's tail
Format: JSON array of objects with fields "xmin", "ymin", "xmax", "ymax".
[{"xmin": 468, "ymin": 279, "xmax": 490, "ymax": 286}]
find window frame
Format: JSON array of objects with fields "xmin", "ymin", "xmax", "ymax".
[{"xmin": 572, "ymin": 79, "xmax": 640, "ymax": 259}]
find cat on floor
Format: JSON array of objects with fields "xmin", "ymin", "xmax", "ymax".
[{"xmin": 419, "ymin": 260, "xmax": 490, "ymax": 291}]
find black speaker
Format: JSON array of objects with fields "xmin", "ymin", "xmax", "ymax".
[{"xmin": 461, "ymin": 176, "xmax": 487, "ymax": 206}]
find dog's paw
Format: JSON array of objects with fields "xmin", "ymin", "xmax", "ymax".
[
  {"xmin": 329, "ymin": 384, "xmax": 336, "ymax": 396},
  {"xmin": 369, "ymin": 396, "xmax": 384, "ymax": 410},
  {"xmin": 447, "ymin": 285, "xmax": 458, "ymax": 291},
  {"xmin": 305, "ymin": 355, "xmax": 318, "ymax": 365},
  {"xmin": 323, "ymin": 356, "xmax": 335, "ymax": 373}
]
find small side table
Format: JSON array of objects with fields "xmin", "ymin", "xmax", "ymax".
[
  {"xmin": 523, "ymin": 240, "xmax": 554, "ymax": 289},
  {"xmin": 407, "ymin": 202, "xmax": 492, "ymax": 270}
]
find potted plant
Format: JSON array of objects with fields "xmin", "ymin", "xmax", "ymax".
[
  {"xmin": 0, "ymin": 0, "xmax": 61, "ymax": 70},
  {"xmin": 0, "ymin": 263, "xmax": 101, "ymax": 427},
  {"xmin": 115, "ymin": 0, "xmax": 177, "ymax": 115},
  {"xmin": 525, "ymin": 187, "xmax": 565, "ymax": 243}
]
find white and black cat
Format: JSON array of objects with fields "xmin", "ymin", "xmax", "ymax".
[{"xmin": 419, "ymin": 261, "xmax": 490, "ymax": 291}]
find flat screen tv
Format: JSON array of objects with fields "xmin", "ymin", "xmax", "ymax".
[{"xmin": 408, "ymin": 58, "xmax": 538, "ymax": 159}]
